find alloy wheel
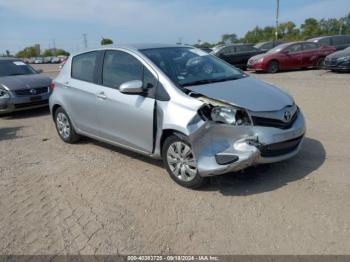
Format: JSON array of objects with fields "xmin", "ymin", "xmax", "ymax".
[
  {"xmin": 166, "ymin": 141, "xmax": 197, "ymax": 182},
  {"xmin": 56, "ymin": 112, "xmax": 71, "ymax": 140}
]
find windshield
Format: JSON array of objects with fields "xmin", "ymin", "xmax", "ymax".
[
  {"xmin": 0, "ymin": 60, "xmax": 37, "ymax": 77},
  {"xmin": 267, "ymin": 43, "xmax": 290, "ymax": 53},
  {"xmin": 141, "ymin": 47, "xmax": 245, "ymax": 87}
]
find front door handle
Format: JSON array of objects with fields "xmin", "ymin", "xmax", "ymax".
[{"xmin": 96, "ymin": 92, "xmax": 107, "ymax": 100}]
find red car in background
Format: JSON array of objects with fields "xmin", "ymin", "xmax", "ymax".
[{"xmin": 247, "ymin": 41, "xmax": 336, "ymax": 73}]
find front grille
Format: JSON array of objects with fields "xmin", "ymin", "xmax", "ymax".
[
  {"xmin": 325, "ymin": 58, "xmax": 338, "ymax": 66},
  {"xmin": 14, "ymin": 99, "xmax": 48, "ymax": 109},
  {"xmin": 259, "ymin": 135, "xmax": 303, "ymax": 157},
  {"xmin": 251, "ymin": 111, "xmax": 298, "ymax": 129},
  {"xmin": 15, "ymin": 87, "xmax": 48, "ymax": 96}
]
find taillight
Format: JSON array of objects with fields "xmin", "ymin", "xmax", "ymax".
[{"xmin": 50, "ymin": 82, "xmax": 55, "ymax": 91}]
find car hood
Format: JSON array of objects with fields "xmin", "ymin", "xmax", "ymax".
[
  {"xmin": 0, "ymin": 74, "xmax": 52, "ymax": 91},
  {"xmin": 249, "ymin": 53, "xmax": 266, "ymax": 61},
  {"xmin": 185, "ymin": 76, "xmax": 294, "ymax": 112},
  {"xmin": 327, "ymin": 48, "xmax": 350, "ymax": 59}
]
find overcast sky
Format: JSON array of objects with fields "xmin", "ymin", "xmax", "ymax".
[{"xmin": 0, "ymin": 0, "xmax": 349, "ymax": 54}]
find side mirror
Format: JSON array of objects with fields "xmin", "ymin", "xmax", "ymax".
[
  {"xmin": 36, "ymin": 69, "xmax": 43, "ymax": 74},
  {"xmin": 119, "ymin": 80, "xmax": 144, "ymax": 94}
]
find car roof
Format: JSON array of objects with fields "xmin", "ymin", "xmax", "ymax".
[
  {"xmin": 308, "ymin": 34, "xmax": 350, "ymax": 41},
  {"xmin": 71, "ymin": 43, "xmax": 192, "ymax": 57}
]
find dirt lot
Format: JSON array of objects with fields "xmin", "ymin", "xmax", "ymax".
[{"xmin": 0, "ymin": 65, "xmax": 349, "ymax": 255}]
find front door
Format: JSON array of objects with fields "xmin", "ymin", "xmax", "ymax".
[
  {"xmin": 96, "ymin": 50, "xmax": 156, "ymax": 153},
  {"xmin": 284, "ymin": 43, "xmax": 303, "ymax": 69}
]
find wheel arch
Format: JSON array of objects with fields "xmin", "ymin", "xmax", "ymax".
[
  {"xmin": 159, "ymin": 129, "xmax": 188, "ymax": 157},
  {"xmin": 51, "ymin": 104, "xmax": 62, "ymax": 120}
]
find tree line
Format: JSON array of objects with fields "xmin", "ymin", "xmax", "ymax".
[
  {"xmin": 15, "ymin": 46, "xmax": 70, "ymax": 58},
  {"xmin": 195, "ymin": 13, "xmax": 350, "ymax": 48}
]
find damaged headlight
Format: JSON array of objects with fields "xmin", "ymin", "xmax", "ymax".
[
  {"xmin": 0, "ymin": 88, "xmax": 10, "ymax": 99},
  {"xmin": 210, "ymin": 106, "xmax": 251, "ymax": 125},
  {"xmin": 337, "ymin": 56, "xmax": 350, "ymax": 63}
]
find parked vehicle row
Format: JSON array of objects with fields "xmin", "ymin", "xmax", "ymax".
[
  {"xmin": 247, "ymin": 41, "xmax": 336, "ymax": 73},
  {"xmin": 211, "ymin": 34, "xmax": 350, "ymax": 73},
  {"xmin": 22, "ymin": 56, "xmax": 67, "ymax": 64}
]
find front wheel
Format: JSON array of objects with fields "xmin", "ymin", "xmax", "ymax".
[
  {"xmin": 162, "ymin": 134, "xmax": 207, "ymax": 189},
  {"xmin": 266, "ymin": 60, "xmax": 279, "ymax": 73}
]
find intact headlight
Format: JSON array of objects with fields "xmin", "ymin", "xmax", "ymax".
[
  {"xmin": 210, "ymin": 106, "xmax": 251, "ymax": 125},
  {"xmin": 337, "ymin": 56, "xmax": 350, "ymax": 62},
  {"xmin": 0, "ymin": 88, "xmax": 10, "ymax": 99}
]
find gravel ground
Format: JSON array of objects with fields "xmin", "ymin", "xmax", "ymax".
[{"xmin": 0, "ymin": 65, "xmax": 349, "ymax": 255}]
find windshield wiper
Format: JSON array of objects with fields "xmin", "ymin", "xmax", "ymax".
[{"xmin": 181, "ymin": 76, "xmax": 242, "ymax": 87}]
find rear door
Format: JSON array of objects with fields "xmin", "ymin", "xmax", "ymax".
[
  {"xmin": 217, "ymin": 46, "xmax": 236, "ymax": 65},
  {"xmin": 63, "ymin": 51, "xmax": 101, "ymax": 135},
  {"xmin": 301, "ymin": 42, "xmax": 320, "ymax": 67},
  {"xmin": 95, "ymin": 49, "xmax": 156, "ymax": 153}
]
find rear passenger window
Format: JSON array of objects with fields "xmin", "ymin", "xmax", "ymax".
[
  {"xmin": 220, "ymin": 46, "xmax": 235, "ymax": 55},
  {"xmin": 333, "ymin": 36, "xmax": 347, "ymax": 45},
  {"xmin": 103, "ymin": 50, "xmax": 143, "ymax": 88},
  {"xmin": 71, "ymin": 51, "xmax": 98, "ymax": 82},
  {"xmin": 303, "ymin": 43, "xmax": 319, "ymax": 50},
  {"xmin": 317, "ymin": 38, "xmax": 331, "ymax": 45},
  {"xmin": 236, "ymin": 45, "xmax": 255, "ymax": 52},
  {"xmin": 287, "ymin": 44, "xmax": 302, "ymax": 53}
]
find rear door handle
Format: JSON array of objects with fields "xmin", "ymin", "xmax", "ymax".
[{"xmin": 96, "ymin": 92, "xmax": 107, "ymax": 100}]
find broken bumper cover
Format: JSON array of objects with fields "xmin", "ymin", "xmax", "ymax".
[{"xmin": 190, "ymin": 111, "xmax": 306, "ymax": 177}]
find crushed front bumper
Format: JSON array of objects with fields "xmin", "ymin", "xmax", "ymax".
[{"xmin": 189, "ymin": 111, "xmax": 306, "ymax": 177}]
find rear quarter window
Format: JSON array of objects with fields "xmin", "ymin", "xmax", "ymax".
[
  {"xmin": 317, "ymin": 37, "xmax": 331, "ymax": 45},
  {"xmin": 71, "ymin": 51, "xmax": 98, "ymax": 82}
]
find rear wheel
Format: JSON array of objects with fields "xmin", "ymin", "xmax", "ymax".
[
  {"xmin": 162, "ymin": 134, "xmax": 207, "ymax": 189},
  {"xmin": 54, "ymin": 107, "xmax": 80, "ymax": 143},
  {"xmin": 315, "ymin": 57, "xmax": 325, "ymax": 69},
  {"xmin": 266, "ymin": 60, "xmax": 279, "ymax": 73}
]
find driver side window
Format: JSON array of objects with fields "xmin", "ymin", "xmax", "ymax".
[
  {"xmin": 103, "ymin": 50, "xmax": 143, "ymax": 89},
  {"xmin": 220, "ymin": 46, "xmax": 235, "ymax": 56}
]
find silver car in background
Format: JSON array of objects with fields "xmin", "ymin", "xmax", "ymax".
[
  {"xmin": 0, "ymin": 57, "xmax": 52, "ymax": 114},
  {"xmin": 49, "ymin": 44, "xmax": 306, "ymax": 188}
]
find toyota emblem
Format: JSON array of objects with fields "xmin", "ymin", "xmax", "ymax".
[
  {"xmin": 29, "ymin": 89, "xmax": 37, "ymax": 95},
  {"xmin": 283, "ymin": 110, "xmax": 292, "ymax": 122}
]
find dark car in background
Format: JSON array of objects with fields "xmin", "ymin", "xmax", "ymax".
[
  {"xmin": 324, "ymin": 46, "xmax": 350, "ymax": 72},
  {"xmin": 247, "ymin": 41, "xmax": 336, "ymax": 73},
  {"xmin": 0, "ymin": 57, "xmax": 52, "ymax": 114},
  {"xmin": 308, "ymin": 35, "xmax": 350, "ymax": 51},
  {"xmin": 254, "ymin": 40, "xmax": 285, "ymax": 52},
  {"xmin": 198, "ymin": 47, "xmax": 213, "ymax": 53},
  {"xmin": 211, "ymin": 44, "xmax": 264, "ymax": 69}
]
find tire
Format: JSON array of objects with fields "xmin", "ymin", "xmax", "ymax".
[
  {"xmin": 54, "ymin": 107, "xmax": 80, "ymax": 143},
  {"xmin": 162, "ymin": 134, "xmax": 208, "ymax": 189},
  {"xmin": 315, "ymin": 57, "xmax": 325, "ymax": 69},
  {"xmin": 266, "ymin": 60, "xmax": 279, "ymax": 73}
]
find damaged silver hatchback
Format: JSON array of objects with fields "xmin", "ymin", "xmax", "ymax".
[{"xmin": 49, "ymin": 44, "xmax": 306, "ymax": 188}]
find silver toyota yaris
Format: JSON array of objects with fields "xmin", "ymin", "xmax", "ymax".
[{"xmin": 49, "ymin": 44, "xmax": 306, "ymax": 188}]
